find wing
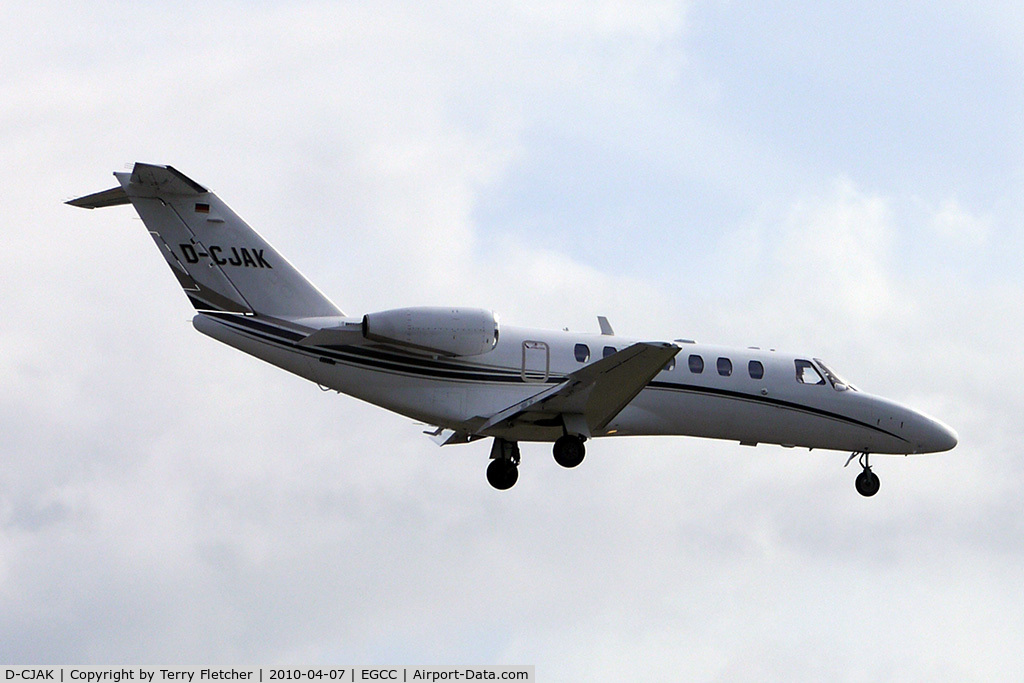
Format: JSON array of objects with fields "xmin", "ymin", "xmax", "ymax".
[{"xmin": 475, "ymin": 341, "xmax": 679, "ymax": 439}]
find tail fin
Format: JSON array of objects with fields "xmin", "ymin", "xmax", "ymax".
[{"xmin": 68, "ymin": 163, "xmax": 343, "ymax": 319}]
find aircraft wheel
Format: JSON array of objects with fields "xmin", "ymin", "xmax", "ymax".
[
  {"xmin": 487, "ymin": 458, "xmax": 519, "ymax": 490},
  {"xmin": 553, "ymin": 435, "xmax": 586, "ymax": 468},
  {"xmin": 855, "ymin": 468, "xmax": 880, "ymax": 497}
]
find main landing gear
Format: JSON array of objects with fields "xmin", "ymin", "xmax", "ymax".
[
  {"xmin": 486, "ymin": 434, "xmax": 588, "ymax": 490},
  {"xmin": 487, "ymin": 438, "xmax": 520, "ymax": 490},
  {"xmin": 553, "ymin": 434, "xmax": 586, "ymax": 468},
  {"xmin": 846, "ymin": 452, "xmax": 880, "ymax": 497}
]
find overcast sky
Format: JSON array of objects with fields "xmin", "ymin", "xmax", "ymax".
[{"xmin": 2, "ymin": 1, "xmax": 1023, "ymax": 679}]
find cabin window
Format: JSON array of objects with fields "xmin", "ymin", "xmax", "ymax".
[
  {"xmin": 748, "ymin": 360, "xmax": 764, "ymax": 380},
  {"xmin": 688, "ymin": 354, "xmax": 704, "ymax": 374},
  {"xmin": 717, "ymin": 357, "xmax": 733, "ymax": 376},
  {"xmin": 663, "ymin": 357, "xmax": 676, "ymax": 372},
  {"xmin": 574, "ymin": 343, "xmax": 590, "ymax": 363},
  {"xmin": 603, "ymin": 346, "xmax": 617, "ymax": 358},
  {"xmin": 795, "ymin": 359, "xmax": 826, "ymax": 385}
]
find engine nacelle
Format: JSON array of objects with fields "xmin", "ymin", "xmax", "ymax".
[{"xmin": 362, "ymin": 307, "xmax": 499, "ymax": 357}]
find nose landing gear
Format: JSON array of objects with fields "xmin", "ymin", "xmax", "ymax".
[{"xmin": 846, "ymin": 451, "xmax": 880, "ymax": 497}]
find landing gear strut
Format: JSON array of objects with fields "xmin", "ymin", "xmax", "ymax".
[
  {"xmin": 847, "ymin": 452, "xmax": 880, "ymax": 497},
  {"xmin": 487, "ymin": 438, "xmax": 520, "ymax": 490},
  {"xmin": 553, "ymin": 434, "xmax": 586, "ymax": 468}
]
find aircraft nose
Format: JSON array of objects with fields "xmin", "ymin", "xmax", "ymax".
[{"xmin": 915, "ymin": 415, "xmax": 958, "ymax": 453}]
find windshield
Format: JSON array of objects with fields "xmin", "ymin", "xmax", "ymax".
[{"xmin": 814, "ymin": 358, "xmax": 856, "ymax": 391}]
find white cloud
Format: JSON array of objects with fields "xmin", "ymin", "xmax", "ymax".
[
  {"xmin": 707, "ymin": 178, "xmax": 901, "ymax": 355},
  {"xmin": 927, "ymin": 196, "xmax": 992, "ymax": 246},
  {"xmin": 774, "ymin": 179, "xmax": 896, "ymax": 323},
  {"xmin": 2, "ymin": 1, "xmax": 1023, "ymax": 678}
]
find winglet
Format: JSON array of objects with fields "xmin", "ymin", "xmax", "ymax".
[{"xmin": 598, "ymin": 316, "xmax": 614, "ymax": 335}]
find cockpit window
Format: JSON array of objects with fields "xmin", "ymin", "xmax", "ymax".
[
  {"xmin": 795, "ymin": 359, "xmax": 826, "ymax": 385},
  {"xmin": 814, "ymin": 358, "xmax": 855, "ymax": 391}
]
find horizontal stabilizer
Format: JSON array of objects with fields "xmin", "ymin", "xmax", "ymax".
[
  {"xmin": 66, "ymin": 163, "xmax": 344, "ymax": 319},
  {"xmin": 128, "ymin": 163, "xmax": 206, "ymax": 195},
  {"xmin": 66, "ymin": 186, "xmax": 130, "ymax": 209}
]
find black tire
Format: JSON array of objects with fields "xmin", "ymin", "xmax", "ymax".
[
  {"xmin": 553, "ymin": 435, "xmax": 586, "ymax": 468},
  {"xmin": 855, "ymin": 469, "xmax": 881, "ymax": 497},
  {"xmin": 487, "ymin": 458, "xmax": 519, "ymax": 490}
]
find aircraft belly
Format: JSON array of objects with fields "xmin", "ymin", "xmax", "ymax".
[
  {"xmin": 193, "ymin": 314, "xmax": 540, "ymax": 428},
  {"xmin": 194, "ymin": 315, "xmax": 909, "ymax": 454},
  {"xmin": 616, "ymin": 386, "xmax": 907, "ymax": 453},
  {"xmin": 195, "ymin": 314, "xmax": 321, "ymax": 383}
]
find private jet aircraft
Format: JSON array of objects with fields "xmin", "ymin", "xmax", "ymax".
[{"xmin": 69, "ymin": 163, "xmax": 957, "ymax": 496}]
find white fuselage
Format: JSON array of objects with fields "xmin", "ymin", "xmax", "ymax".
[
  {"xmin": 68, "ymin": 162, "xmax": 957, "ymax": 495},
  {"xmin": 194, "ymin": 313, "xmax": 957, "ymax": 456}
]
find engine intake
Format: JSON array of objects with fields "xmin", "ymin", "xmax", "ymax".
[{"xmin": 362, "ymin": 307, "xmax": 499, "ymax": 357}]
